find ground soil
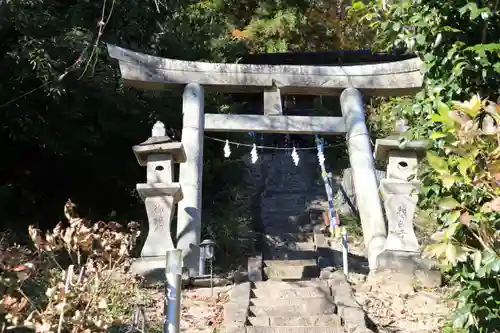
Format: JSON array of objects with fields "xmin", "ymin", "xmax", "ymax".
[
  {"xmin": 344, "ymin": 240, "xmax": 455, "ymax": 333},
  {"xmin": 139, "ymin": 285, "xmax": 231, "ymax": 333}
]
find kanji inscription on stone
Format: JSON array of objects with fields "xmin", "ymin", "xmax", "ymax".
[
  {"xmin": 393, "ymin": 205, "xmax": 408, "ymax": 240},
  {"xmin": 152, "ymin": 203, "xmax": 165, "ymax": 231}
]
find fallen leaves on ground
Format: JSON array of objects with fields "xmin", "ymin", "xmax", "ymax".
[
  {"xmin": 344, "ymin": 243, "xmax": 454, "ymax": 333},
  {"xmin": 350, "ymin": 272, "xmax": 453, "ymax": 333},
  {"xmin": 141, "ymin": 285, "xmax": 231, "ymax": 333}
]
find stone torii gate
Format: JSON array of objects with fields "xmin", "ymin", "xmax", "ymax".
[{"xmin": 107, "ymin": 44, "xmax": 423, "ymax": 277}]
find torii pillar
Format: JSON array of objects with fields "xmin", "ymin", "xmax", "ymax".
[{"xmin": 177, "ymin": 83, "xmax": 205, "ymax": 278}]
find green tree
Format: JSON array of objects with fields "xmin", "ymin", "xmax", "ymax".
[
  {"xmin": 0, "ymin": 0, "xmax": 253, "ymax": 265},
  {"xmin": 222, "ymin": 0, "xmax": 374, "ymax": 52},
  {"xmin": 350, "ymin": 0, "xmax": 500, "ymax": 331}
]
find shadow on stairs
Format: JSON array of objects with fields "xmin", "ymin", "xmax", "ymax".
[
  {"xmin": 225, "ymin": 211, "xmax": 375, "ymax": 333},
  {"xmin": 223, "ymin": 151, "xmax": 374, "ymax": 333}
]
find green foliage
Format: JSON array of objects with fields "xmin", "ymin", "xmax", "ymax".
[
  {"xmin": 0, "ymin": 0, "xmax": 250, "ymax": 269},
  {"xmin": 0, "ymin": 0, "xmax": 373, "ymax": 270},
  {"xmin": 422, "ymin": 97, "xmax": 500, "ymax": 330},
  {"xmin": 349, "ymin": 0, "xmax": 500, "ymax": 331},
  {"xmin": 224, "ymin": 0, "xmax": 374, "ymax": 52}
]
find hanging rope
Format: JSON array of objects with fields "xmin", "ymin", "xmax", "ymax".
[{"xmin": 204, "ymin": 134, "xmax": 351, "ymax": 151}]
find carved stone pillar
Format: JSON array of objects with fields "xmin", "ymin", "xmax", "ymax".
[{"xmin": 131, "ymin": 121, "xmax": 186, "ymax": 281}]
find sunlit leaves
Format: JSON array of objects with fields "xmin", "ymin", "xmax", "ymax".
[
  {"xmin": 442, "ymin": 175, "xmax": 460, "ymax": 189},
  {"xmin": 236, "ymin": 0, "xmax": 373, "ymax": 53},
  {"xmin": 361, "ymin": 0, "xmax": 500, "ymax": 327},
  {"xmin": 453, "ymin": 95, "xmax": 482, "ymax": 118},
  {"xmin": 425, "ymin": 97, "xmax": 500, "ymax": 331},
  {"xmin": 458, "ymin": 157, "xmax": 473, "ymax": 178},
  {"xmin": 458, "ymin": 2, "xmax": 491, "ymax": 20},
  {"xmin": 426, "ymin": 152, "xmax": 449, "ymax": 175},
  {"xmin": 472, "ymin": 251, "xmax": 482, "ymax": 272}
]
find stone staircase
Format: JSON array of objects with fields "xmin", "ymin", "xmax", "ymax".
[
  {"xmin": 251, "ymin": 151, "xmax": 343, "ymax": 332},
  {"xmin": 222, "ymin": 151, "xmax": 371, "ymax": 333},
  {"xmin": 224, "ymin": 152, "xmax": 371, "ymax": 333},
  {"xmin": 247, "ymin": 280, "xmax": 342, "ymax": 333},
  {"xmin": 260, "ymin": 150, "xmax": 319, "ymax": 278}
]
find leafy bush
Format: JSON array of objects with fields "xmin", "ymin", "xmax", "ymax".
[
  {"xmin": 0, "ymin": 201, "xmax": 142, "ymax": 333},
  {"xmin": 422, "ymin": 96, "xmax": 500, "ymax": 331},
  {"xmin": 349, "ymin": 0, "xmax": 500, "ymax": 331}
]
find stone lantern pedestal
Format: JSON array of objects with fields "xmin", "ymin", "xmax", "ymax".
[
  {"xmin": 131, "ymin": 121, "xmax": 186, "ymax": 282},
  {"xmin": 373, "ymin": 135, "xmax": 441, "ymax": 287},
  {"xmin": 379, "ymin": 180, "xmax": 420, "ymax": 253}
]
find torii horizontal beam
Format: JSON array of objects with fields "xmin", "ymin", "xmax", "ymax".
[
  {"xmin": 204, "ymin": 114, "xmax": 345, "ymax": 134},
  {"xmin": 106, "ymin": 44, "xmax": 423, "ymax": 96}
]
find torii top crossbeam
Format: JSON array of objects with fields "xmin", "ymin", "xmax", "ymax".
[{"xmin": 106, "ymin": 45, "xmax": 422, "ymax": 97}]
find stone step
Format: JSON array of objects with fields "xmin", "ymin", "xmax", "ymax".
[
  {"xmin": 262, "ymin": 232, "xmax": 313, "ymax": 243},
  {"xmin": 261, "ymin": 204, "xmax": 305, "ymax": 209},
  {"xmin": 263, "ymin": 224, "xmax": 311, "ymax": 231},
  {"xmin": 261, "ymin": 225, "xmax": 311, "ymax": 233},
  {"xmin": 272, "ymin": 242, "xmax": 315, "ymax": 251},
  {"xmin": 261, "ymin": 209, "xmax": 305, "ymax": 214},
  {"xmin": 253, "ymin": 279, "xmax": 326, "ymax": 290},
  {"xmin": 246, "ymin": 326, "xmax": 343, "ymax": 333},
  {"xmin": 266, "ymin": 173, "xmax": 304, "ymax": 178},
  {"xmin": 261, "ymin": 217, "xmax": 308, "ymax": 223},
  {"xmin": 266, "ymin": 186, "xmax": 305, "ymax": 190},
  {"xmin": 264, "ymin": 190, "xmax": 312, "ymax": 195},
  {"xmin": 266, "ymin": 180, "xmax": 305, "ymax": 184},
  {"xmin": 261, "ymin": 216, "xmax": 305, "ymax": 222},
  {"xmin": 264, "ymin": 226, "xmax": 313, "ymax": 235},
  {"xmin": 261, "ymin": 214, "xmax": 306, "ymax": 220},
  {"xmin": 250, "ymin": 296, "xmax": 329, "ymax": 307},
  {"xmin": 263, "ymin": 224, "xmax": 313, "ymax": 232},
  {"xmin": 251, "ymin": 286, "xmax": 331, "ymax": 299},
  {"xmin": 262, "ymin": 192, "xmax": 305, "ymax": 197},
  {"xmin": 264, "ymin": 261, "xmax": 319, "ymax": 280},
  {"xmin": 248, "ymin": 297, "xmax": 336, "ymax": 316},
  {"xmin": 266, "ymin": 242, "xmax": 317, "ymax": 261},
  {"xmin": 261, "ymin": 208, "xmax": 306, "ymax": 213},
  {"xmin": 247, "ymin": 314, "xmax": 342, "ymax": 327},
  {"xmin": 261, "ymin": 196, "xmax": 305, "ymax": 202},
  {"xmin": 265, "ymin": 259, "xmax": 316, "ymax": 266},
  {"xmin": 265, "ymin": 250, "xmax": 316, "ymax": 261},
  {"xmin": 267, "ymin": 172, "xmax": 304, "ymax": 176}
]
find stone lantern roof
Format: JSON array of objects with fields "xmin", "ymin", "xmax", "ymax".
[{"xmin": 132, "ymin": 121, "xmax": 186, "ymax": 166}]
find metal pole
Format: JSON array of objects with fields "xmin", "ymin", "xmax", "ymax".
[
  {"xmin": 198, "ymin": 249, "xmax": 205, "ymax": 276},
  {"xmin": 326, "ymin": 172, "xmax": 337, "ymax": 236},
  {"xmin": 165, "ymin": 249, "xmax": 182, "ymax": 333},
  {"xmin": 341, "ymin": 228, "xmax": 349, "ymax": 277},
  {"xmin": 209, "ymin": 258, "xmax": 213, "ymax": 298}
]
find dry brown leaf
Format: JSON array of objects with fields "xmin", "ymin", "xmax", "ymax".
[
  {"xmin": 485, "ymin": 197, "xmax": 500, "ymax": 212},
  {"xmin": 459, "ymin": 211, "xmax": 471, "ymax": 226}
]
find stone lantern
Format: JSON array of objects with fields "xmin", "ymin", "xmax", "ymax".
[
  {"xmin": 131, "ymin": 121, "xmax": 186, "ymax": 279},
  {"xmin": 374, "ymin": 135, "xmax": 426, "ymax": 255},
  {"xmin": 372, "ymin": 121, "xmax": 440, "ymax": 286}
]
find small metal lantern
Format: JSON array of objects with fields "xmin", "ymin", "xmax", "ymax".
[
  {"xmin": 200, "ymin": 239, "xmax": 216, "ymax": 261},
  {"xmin": 198, "ymin": 239, "xmax": 217, "ymax": 296}
]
